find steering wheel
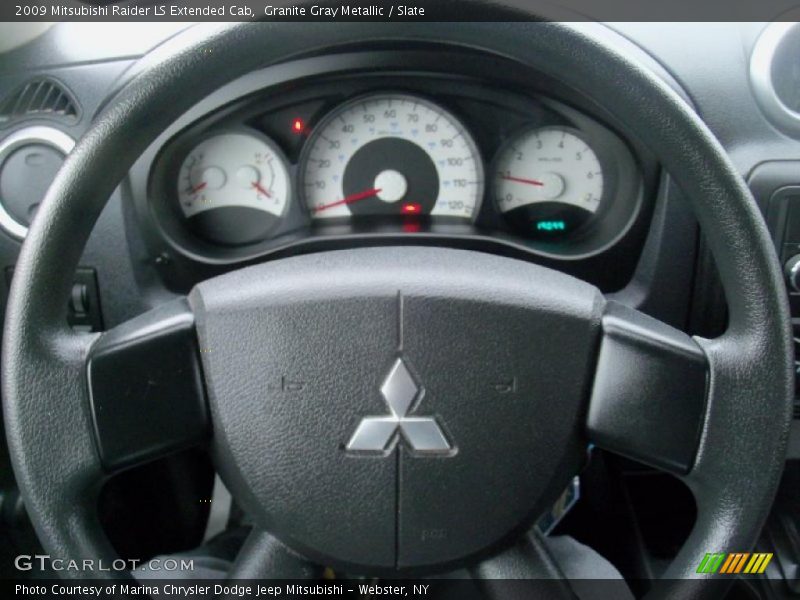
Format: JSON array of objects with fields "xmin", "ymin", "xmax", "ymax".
[{"xmin": 2, "ymin": 19, "xmax": 794, "ymax": 599}]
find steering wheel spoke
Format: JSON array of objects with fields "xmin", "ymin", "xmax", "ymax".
[
  {"xmin": 226, "ymin": 528, "xmax": 322, "ymax": 580},
  {"xmin": 86, "ymin": 298, "xmax": 209, "ymax": 473},
  {"xmin": 586, "ymin": 301, "xmax": 709, "ymax": 475}
]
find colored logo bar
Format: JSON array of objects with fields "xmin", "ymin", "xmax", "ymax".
[{"xmin": 697, "ymin": 552, "xmax": 773, "ymax": 574}]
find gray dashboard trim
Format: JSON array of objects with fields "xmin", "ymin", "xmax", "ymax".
[
  {"xmin": 0, "ymin": 125, "xmax": 74, "ymax": 239},
  {"xmin": 749, "ymin": 21, "xmax": 800, "ymax": 135}
]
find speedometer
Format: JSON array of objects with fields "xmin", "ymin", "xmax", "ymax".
[{"xmin": 301, "ymin": 93, "xmax": 483, "ymax": 220}]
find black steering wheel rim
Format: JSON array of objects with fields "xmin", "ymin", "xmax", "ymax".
[{"xmin": 1, "ymin": 19, "xmax": 793, "ymax": 596}]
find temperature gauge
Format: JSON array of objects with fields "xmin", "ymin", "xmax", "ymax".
[{"xmin": 177, "ymin": 131, "xmax": 290, "ymax": 246}]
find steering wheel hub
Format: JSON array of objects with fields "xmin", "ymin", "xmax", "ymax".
[{"xmin": 190, "ymin": 247, "xmax": 600, "ymax": 571}]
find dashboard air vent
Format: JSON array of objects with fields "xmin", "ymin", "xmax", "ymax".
[{"xmin": 0, "ymin": 78, "xmax": 79, "ymax": 126}]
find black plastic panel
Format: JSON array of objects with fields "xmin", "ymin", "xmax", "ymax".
[
  {"xmin": 748, "ymin": 162, "xmax": 800, "ymax": 409},
  {"xmin": 587, "ymin": 302, "xmax": 708, "ymax": 474},
  {"xmin": 86, "ymin": 299, "xmax": 208, "ymax": 471}
]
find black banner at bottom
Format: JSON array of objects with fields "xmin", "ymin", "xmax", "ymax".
[{"xmin": 4, "ymin": 578, "xmax": 743, "ymax": 600}]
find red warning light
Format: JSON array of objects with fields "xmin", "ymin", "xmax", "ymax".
[
  {"xmin": 402, "ymin": 203, "xmax": 422, "ymax": 214},
  {"xmin": 291, "ymin": 118, "xmax": 305, "ymax": 134}
]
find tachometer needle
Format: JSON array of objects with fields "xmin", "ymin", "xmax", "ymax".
[
  {"xmin": 313, "ymin": 187, "xmax": 382, "ymax": 213},
  {"xmin": 251, "ymin": 181, "xmax": 272, "ymax": 198},
  {"xmin": 187, "ymin": 181, "xmax": 207, "ymax": 195},
  {"xmin": 499, "ymin": 174, "xmax": 545, "ymax": 187}
]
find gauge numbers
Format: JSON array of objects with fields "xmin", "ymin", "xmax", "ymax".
[
  {"xmin": 178, "ymin": 132, "xmax": 290, "ymax": 217},
  {"xmin": 177, "ymin": 132, "xmax": 291, "ymax": 245},
  {"xmin": 494, "ymin": 127, "xmax": 604, "ymax": 239},
  {"xmin": 301, "ymin": 94, "xmax": 483, "ymax": 220}
]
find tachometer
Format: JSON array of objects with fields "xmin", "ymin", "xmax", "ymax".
[
  {"xmin": 301, "ymin": 93, "xmax": 483, "ymax": 220},
  {"xmin": 177, "ymin": 131, "xmax": 290, "ymax": 245},
  {"xmin": 494, "ymin": 127, "xmax": 603, "ymax": 239}
]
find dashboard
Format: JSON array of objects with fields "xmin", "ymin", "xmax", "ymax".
[{"xmin": 127, "ymin": 51, "xmax": 657, "ymax": 293}]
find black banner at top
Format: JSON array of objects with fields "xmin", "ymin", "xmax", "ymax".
[{"xmin": 4, "ymin": 0, "xmax": 800, "ymax": 22}]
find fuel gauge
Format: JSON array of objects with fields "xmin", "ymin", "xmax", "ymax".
[{"xmin": 177, "ymin": 131, "xmax": 290, "ymax": 246}]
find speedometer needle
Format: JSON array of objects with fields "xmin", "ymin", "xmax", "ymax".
[
  {"xmin": 499, "ymin": 174, "xmax": 545, "ymax": 187},
  {"xmin": 252, "ymin": 181, "xmax": 272, "ymax": 198},
  {"xmin": 313, "ymin": 187, "xmax": 382, "ymax": 213}
]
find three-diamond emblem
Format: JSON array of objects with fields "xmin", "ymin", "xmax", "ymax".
[{"xmin": 346, "ymin": 358, "xmax": 452, "ymax": 454}]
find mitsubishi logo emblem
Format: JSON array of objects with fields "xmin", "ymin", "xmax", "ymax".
[{"xmin": 346, "ymin": 358, "xmax": 452, "ymax": 455}]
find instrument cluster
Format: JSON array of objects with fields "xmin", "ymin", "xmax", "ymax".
[{"xmin": 143, "ymin": 70, "xmax": 652, "ymax": 289}]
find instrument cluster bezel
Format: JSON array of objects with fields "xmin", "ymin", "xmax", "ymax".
[{"xmin": 127, "ymin": 48, "xmax": 659, "ymax": 293}]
